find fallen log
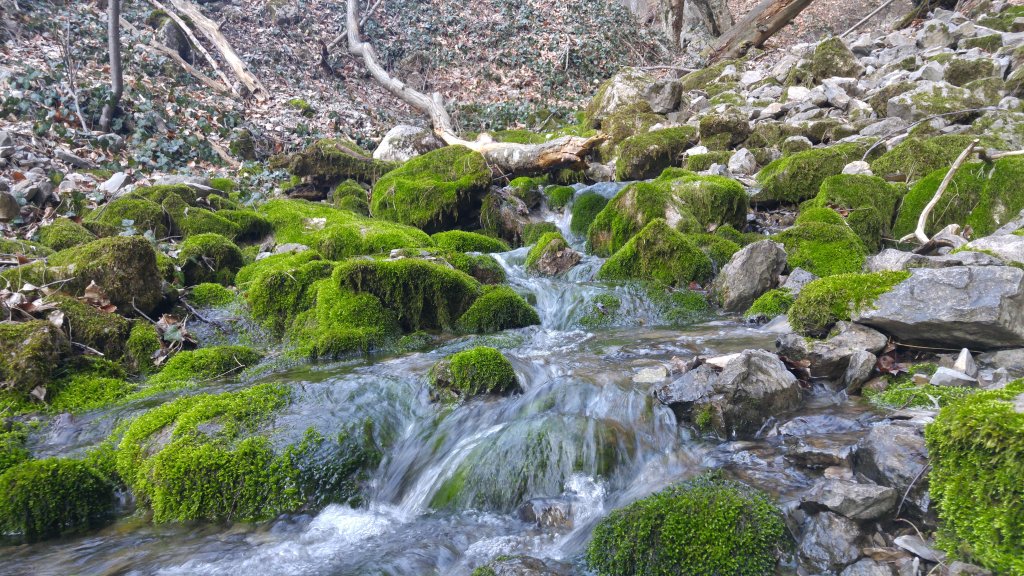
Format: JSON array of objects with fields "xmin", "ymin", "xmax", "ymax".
[
  {"xmin": 143, "ymin": 0, "xmax": 236, "ymax": 95},
  {"xmin": 710, "ymin": 0, "xmax": 815, "ymax": 62},
  {"xmin": 344, "ymin": 0, "xmax": 604, "ymax": 178}
]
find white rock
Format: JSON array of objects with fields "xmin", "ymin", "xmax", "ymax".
[
  {"xmin": 911, "ymin": 61, "xmax": 945, "ymax": 82},
  {"xmin": 740, "ymin": 70, "xmax": 764, "ymax": 86},
  {"xmin": 705, "ymin": 353, "xmax": 741, "ymax": 369},
  {"xmin": 954, "ymin": 348, "xmax": 978, "ymax": 378},
  {"xmin": 685, "ymin": 145, "xmax": 709, "ymax": 156},
  {"xmin": 728, "ymin": 148, "xmax": 758, "ymax": 175},
  {"xmin": 785, "ymin": 86, "xmax": 811, "ymax": 103},
  {"xmin": 842, "ymin": 161, "xmax": 873, "ymax": 176},
  {"xmin": 894, "ymin": 535, "xmax": 946, "ymax": 563},
  {"xmin": 98, "ymin": 172, "xmax": 128, "ymax": 195},
  {"xmin": 633, "ymin": 365, "xmax": 669, "ymax": 383},
  {"xmin": 930, "ymin": 367, "xmax": 977, "ymax": 388}
]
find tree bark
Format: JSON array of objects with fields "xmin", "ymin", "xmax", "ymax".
[
  {"xmin": 710, "ymin": 0, "xmax": 815, "ymax": 61},
  {"xmin": 99, "ymin": 0, "xmax": 122, "ymax": 132},
  {"xmin": 344, "ymin": 0, "xmax": 605, "ymax": 178}
]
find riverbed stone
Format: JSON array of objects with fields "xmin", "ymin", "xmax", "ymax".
[
  {"xmin": 853, "ymin": 422, "xmax": 931, "ymax": 521},
  {"xmin": 712, "ymin": 240, "xmax": 787, "ymax": 312},
  {"xmin": 863, "ymin": 249, "xmax": 1005, "ymax": 272},
  {"xmin": 518, "ymin": 498, "xmax": 573, "ymax": 529},
  {"xmin": 964, "ymin": 234, "xmax": 1024, "ymax": 265},
  {"xmin": 799, "ymin": 511, "xmax": 863, "ymax": 572},
  {"xmin": 803, "ymin": 478, "xmax": 897, "ymax": 521},
  {"xmin": 928, "ymin": 367, "xmax": 977, "ymax": 387},
  {"xmin": 841, "ymin": 558, "xmax": 897, "ymax": 576},
  {"xmin": 776, "ymin": 322, "xmax": 887, "ymax": 381}
]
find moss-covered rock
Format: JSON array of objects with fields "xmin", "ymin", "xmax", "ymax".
[
  {"xmin": 258, "ymin": 198, "xmax": 432, "ymax": 260},
  {"xmin": 887, "ymin": 81, "xmax": 985, "ymax": 123},
  {"xmin": 218, "ymin": 209, "xmax": 273, "ymax": 243},
  {"xmin": 189, "ymin": 282, "xmax": 236, "ymax": 306},
  {"xmin": 688, "ymin": 233, "xmax": 741, "ymax": 270},
  {"xmin": 810, "ymin": 175, "xmax": 903, "ymax": 251},
  {"xmin": 0, "ymin": 425, "xmax": 28, "ymax": 476},
  {"xmin": 545, "ymin": 185, "xmax": 575, "ymax": 211},
  {"xmin": 371, "ymin": 146, "xmax": 491, "ymax": 233},
  {"xmin": 811, "ymin": 37, "xmax": 864, "ymax": 81},
  {"xmin": 586, "ymin": 472, "xmax": 787, "ymax": 576},
  {"xmin": 570, "ymin": 192, "xmax": 608, "ymax": 237},
  {"xmin": 240, "ymin": 252, "xmax": 333, "ymax": 334},
  {"xmin": 699, "ymin": 107, "xmax": 751, "ymax": 150},
  {"xmin": 520, "ymin": 222, "xmax": 559, "ymax": 247},
  {"xmin": 442, "ymin": 251, "xmax": 507, "ymax": 284},
  {"xmin": 286, "ymin": 278, "xmax": 398, "ymax": 359},
  {"xmin": 161, "ymin": 193, "xmax": 241, "ymax": 240},
  {"xmin": 615, "ymin": 127, "xmax": 697, "ymax": 181},
  {"xmin": 925, "ymin": 379, "xmax": 1024, "ymax": 574},
  {"xmin": 50, "ymin": 295, "xmax": 131, "ymax": 359},
  {"xmin": 598, "ymin": 101, "xmax": 667, "ymax": 160},
  {"xmin": 431, "ymin": 230, "xmax": 509, "ymax": 253},
  {"xmin": 456, "ymin": 285, "xmax": 540, "ymax": 333},
  {"xmin": 892, "ymin": 162, "xmax": 989, "ymax": 239},
  {"xmin": 51, "ymin": 374, "xmax": 136, "ymax": 413},
  {"xmin": 143, "ymin": 345, "xmax": 262, "ymax": 395},
  {"xmin": 525, "ymin": 232, "xmax": 579, "ymax": 276},
  {"xmin": 332, "ymin": 179, "xmax": 369, "ymax": 215},
  {"xmin": 178, "ymin": 233, "xmax": 244, "ymax": 286},
  {"xmin": 276, "ymin": 138, "xmax": 392, "ymax": 190},
  {"xmin": 49, "ymin": 236, "xmax": 164, "ymax": 315},
  {"xmin": 788, "ymin": 271, "xmax": 910, "ymax": 336},
  {"xmin": 773, "ymin": 219, "xmax": 866, "ymax": 278},
  {"xmin": 0, "ymin": 458, "xmax": 114, "ymax": 542},
  {"xmin": 37, "ymin": 219, "xmax": 96, "ymax": 251},
  {"xmin": 685, "ymin": 151, "xmax": 732, "ymax": 172},
  {"xmin": 597, "ymin": 219, "xmax": 713, "ymax": 286},
  {"xmin": 125, "ymin": 321, "xmax": 162, "ymax": 374},
  {"xmin": 755, "ymin": 143, "xmax": 867, "ymax": 205},
  {"xmin": 744, "ymin": 288, "xmax": 795, "ymax": 321},
  {"xmin": 944, "ymin": 58, "xmax": 998, "ymax": 87},
  {"xmin": 585, "ymin": 69, "xmax": 657, "ymax": 127},
  {"xmin": 0, "ymin": 238, "xmax": 53, "ymax": 259},
  {"xmin": 85, "ymin": 197, "xmax": 166, "ymax": 238},
  {"xmin": 429, "ymin": 346, "xmax": 520, "ymax": 403},
  {"xmin": 870, "ymin": 134, "xmax": 993, "ymax": 184},
  {"xmin": 0, "ymin": 320, "xmax": 69, "ymax": 397}
]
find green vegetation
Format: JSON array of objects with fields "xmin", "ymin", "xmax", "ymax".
[
  {"xmin": 0, "ymin": 458, "xmax": 114, "ymax": 542},
  {"xmin": 333, "ymin": 179, "xmax": 369, "ymax": 215},
  {"xmin": 456, "ymin": 286, "xmax": 540, "ymax": 333},
  {"xmin": 870, "ymin": 135, "xmax": 993, "ymax": 183},
  {"xmin": 598, "ymin": 219, "xmax": 713, "ymax": 286},
  {"xmin": 275, "ymin": 138, "xmax": 391, "ymax": 189},
  {"xmin": 579, "ymin": 294, "xmax": 622, "ymax": 329},
  {"xmin": 615, "ymin": 127, "xmax": 697, "ymax": 181},
  {"xmin": 546, "ymin": 185, "xmax": 575, "ymax": 210},
  {"xmin": 0, "ymin": 425, "xmax": 29, "ymax": 476},
  {"xmin": 125, "ymin": 322, "xmax": 162, "ymax": 374},
  {"xmin": 756, "ymin": 143, "xmax": 865, "ymax": 204},
  {"xmin": 37, "ymin": 219, "xmax": 96, "ymax": 251},
  {"xmin": 811, "ymin": 37, "xmax": 862, "ymax": 81},
  {"xmin": 788, "ymin": 271, "xmax": 910, "ymax": 336},
  {"xmin": 142, "ymin": 345, "xmax": 263, "ymax": 394},
  {"xmin": 219, "ymin": 210, "xmax": 273, "ymax": 242},
  {"xmin": 865, "ymin": 381, "xmax": 975, "ymax": 410},
  {"xmin": 0, "ymin": 320, "xmax": 68, "ymax": 397},
  {"xmin": 744, "ymin": 289, "xmax": 795, "ymax": 321},
  {"xmin": 586, "ymin": 472, "xmax": 787, "ymax": 576},
  {"xmin": 49, "ymin": 236, "xmax": 163, "ymax": 314},
  {"xmin": 431, "ymin": 230, "xmax": 510, "ymax": 253},
  {"xmin": 687, "ymin": 234, "xmax": 740, "ymax": 270},
  {"xmin": 686, "ymin": 151, "xmax": 732, "ymax": 172},
  {"xmin": 810, "ymin": 175, "xmax": 903, "ymax": 251},
  {"xmin": 189, "ymin": 283, "xmax": 236, "ymax": 306},
  {"xmin": 926, "ymin": 379, "xmax": 1024, "ymax": 574},
  {"xmin": 85, "ymin": 197, "xmax": 167, "ymax": 237},
  {"xmin": 51, "ymin": 375, "xmax": 136, "ymax": 413},
  {"xmin": 570, "ymin": 192, "xmax": 609, "ymax": 236},
  {"xmin": 178, "ymin": 233, "xmax": 245, "ymax": 286},
  {"xmin": 891, "ymin": 161, "xmax": 1001, "ymax": 238},
  {"xmin": 525, "ymin": 232, "xmax": 570, "ymax": 272},
  {"xmin": 773, "ymin": 219, "xmax": 867, "ymax": 277},
  {"xmin": 50, "ymin": 295, "xmax": 130, "ymax": 359},
  {"xmin": 429, "ymin": 346, "xmax": 520, "ymax": 403},
  {"xmin": 521, "ymin": 222, "xmax": 559, "ymax": 246}
]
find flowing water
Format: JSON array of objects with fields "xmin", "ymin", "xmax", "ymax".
[{"xmin": 1, "ymin": 190, "xmax": 884, "ymax": 576}]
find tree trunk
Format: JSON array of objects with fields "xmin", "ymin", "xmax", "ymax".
[
  {"xmin": 344, "ymin": 0, "xmax": 605, "ymax": 178},
  {"xmin": 99, "ymin": 0, "xmax": 122, "ymax": 132},
  {"xmin": 710, "ymin": 0, "xmax": 814, "ymax": 61}
]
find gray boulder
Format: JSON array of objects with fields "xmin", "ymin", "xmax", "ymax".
[
  {"xmin": 372, "ymin": 125, "xmax": 444, "ymax": 163},
  {"xmin": 887, "ymin": 81, "xmax": 982, "ymax": 122},
  {"xmin": 929, "ymin": 367, "xmax": 976, "ymax": 388},
  {"xmin": 799, "ymin": 511, "xmax": 862, "ymax": 572},
  {"xmin": 712, "ymin": 240, "xmax": 787, "ymax": 312},
  {"xmin": 642, "ymin": 79, "xmax": 682, "ymax": 114},
  {"xmin": 854, "ymin": 422, "xmax": 931, "ymax": 521},
  {"xmin": 853, "ymin": 266, "xmax": 1024, "ymax": 350},
  {"xmin": 777, "ymin": 321, "xmax": 887, "ymax": 381},
  {"xmin": 782, "ymin": 268, "xmax": 818, "ymax": 296},
  {"xmin": 802, "ymin": 478, "xmax": 897, "ymax": 521},
  {"xmin": 864, "ymin": 249, "xmax": 1005, "ymax": 272},
  {"xmin": 586, "ymin": 69, "xmax": 656, "ymax": 126},
  {"xmin": 964, "ymin": 234, "xmax": 1024, "ymax": 265}
]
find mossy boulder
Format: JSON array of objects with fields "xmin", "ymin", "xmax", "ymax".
[
  {"xmin": 276, "ymin": 138, "xmax": 393, "ymax": 190},
  {"xmin": 925, "ymin": 379, "xmax": 1024, "ymax": 574},
  {"xmin": 240, "ymin": 252, "xmax": 334, "ymax": 334},
  {"xmin": 688, "ymin": 233, "xmax": 741, "ymax": 270},
  {"xmin": 944, "ymin": 58, "xmax": 998, "ymax": 87},
  {"xmin": 144, "ymin": 345, "xmax": 262, "ymax": 395},
  {"xmin": 870, "ymin": 134, "xmax": 995, "ymax": 183},
  {"xmin": 754, "ymin": 143, "xmax": 867, "ymax": 205},
  {"xmin": 525, "ymin": 232, "xmax": 580, "ymax": 276},
  {"xmin": 811, "ymin": 37, "xmax": 864, "ymax": 81},
  {"xmin": 456, "ymin": 285, "xmax": 540, "ymax": 333},
  {"xmin": 161, "ymin": 194, "xmax": 241, "ymax": 240},
  {"xmin": 615, "ymin": 127, "xmax": 697, "ymax": 181},
  {"xmin": 0, "ymin": 458, "xmax": 114, "ymax": 542},
  {"xmin": 699, "ymin": 107, "xmax": 751, "ymax": 150},
  {"xmin": 520, "ymin": 222, "xmax": 559, "ymax": 247},
  {"xmin": 258, "ymin": 198, "xmax": 432, "ymax": 259},
  {"xmin": 586, "ymin": 473, "xmax": 787, "ymax": 576},
  {"xmin": 788, "ymin": 271, "xmax": 910, "ymax": 336},
  {"xmin": 598, "ymin": 101, "xmax": 667, "ymax": 160},
  {"xmin": 0, "ymin": 238, "xmax": 53, "ymax": 259},
  {"xmin": 570, "ymin": 192, "xmax": 609, "ymax": 236},
  {"xmin": 892, "ymin": 160, "xmax": 1010, "ymax": 239},
  {"xmin": 333, "ymin": 179, "xmax": 369, "ymax": 215},
  {"xmin": 217, "ymin": 209, "xmax": 273, "ymax": 242},
  {"xmin": 37, "ymin": 219, "xmax": 96, "ymax": 251},
  {"xmin": 50, "ymin": 374, "xmax": 135, "ymax": 413},
  {"xmin": 585, "ymin": 68, "xmax": 657, "ymax": 127},
  {"xmin": 285, "ymin": 278, "xmax": 398, "ymax": 359},
  {"xmin": 810, "ymin": 175, "xmax": 903, "ymax": 251},
  {"xmin": 0, "ymin": 426, "xmax": 28, "ymax": 476},
  {"xmin": 441, "ymin": 251, "xmax": 507, "ymax": 284},
  {"xmin": 49, "ymin": 236, "xmax": 164, "ymax": 315},
  {"xmin": 85, "ymin": 197, "xmax": 166, "ymax": 238},
  {"xmin": 178, "ymin": 233, "xmax": 244, "ymax": 286},
  {"xmin": 125, "ymin": 322, "xmax": 162, "ymax": 374},
  {"xmin": 686, "ymin": 151, "xmax": 732, "ymax": 171},
  {"xmin": 597, "ymin": 219, "xmax": 714, "ymax": 286},
  {"xmin": 429, "ymin": 346, "xmax": 520, "ymax": 403},
  {"xmin": 0, "ymin": 320, "xmax": 70, "ymax": 396},
  {"xmin": 371, "ymin": 145, "xmax": 492, "ymax": 233},
  {"xmin": 50, "ymin": 295, "xmax": 131, "ymax": 359},
  {"xmin": 431, "ymin": 230, "xmax": 509, "ymax": 253},
  {"xmin": 545, "ymin": 185, "xmax": 575, "ymax": 211},
  {"xmin": 744, "ymin": 288, "xmax": 795, "ymax": 321},
  {"xmin": 887, "ymin": 81, "xmax": 984, "ymax": 123},
  {"xmin": 773, "ymin": 219, "xmax": 867, "ymax": 278},
  {"xmin": 189, "ymin": 282, "xmax": 236, "ymax": 306}
]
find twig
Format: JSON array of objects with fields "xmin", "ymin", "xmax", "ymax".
[
  {"xmin": 840, "ymin": 0, "xmax": 897, "ymax": 38},
  {"xmin": 896, "ymin": 463, "xmax": 931, "ymax": 518},
  {"xmin": 180, "ymin": 297, "xmax": 230, "ymax": 332},
  {"xmin": 911, "ymin": 139, "xmax": 978, "ymax": 244},
  {"xmin": 72, "ymin": 341, "xmax": 105, "ymax": 356},
  {"xmin": 359, "ymin": 0, "xmax": 384, "ymax": 27},
  {"xmin": 57, "ymin": 20, "xmax": 90, "ymax": 133},
  {"xmin": 131, "ymin": 297, "xmax": 157, "ymax": 324},
  {"xmin": 144, "ymin": 0, "xmax": 238, "ymax": 95},
  {"xmin": 978, "ymin": 149, "xmax": 1024, "ymax": 162}
]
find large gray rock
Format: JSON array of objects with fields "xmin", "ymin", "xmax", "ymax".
[
  {"xmin": 158, "ymin": 18, "xmax": 192, "ymax": 61},
  {"xmin": 799, "ymin": 511, "xmax": 862, "ymax": 572},
  {"xmin": 864, "ymin": 249, "xmax": 1005, "ymax": 272},
  {"xmin": 655, "ymin": 349, "xmax": 802, "ymax": 438},
  {"xmin": 712, "ymin": 240, "xmax": 787, "ymax": 312},
  {"xmin": 372, "ymin": 125, "xmax": 444, "ymax": 163},
  {"xmin": 964, "ymin": 234, "xmax": 1024, "ymax": 265},
  {"xmin": 802, "ymin": 478, "xmax": 897, "ymax": 521},
  {"xmin": 854, "ymin": 422, "xmax": 931, "ymax": 521},
  {"xmin": 642, "ymin": 79, "xmax": 682, "ymax": 114},
  {"xmin": 777, "ymin": 321, "xmax": 887, "ymax": 381},
  {"xmin": 853, "ymin": 266, "xmax": 1024, "ymax": 350},
  {"xmin": 586, "ymin": 69, "xmax": 656, "ymax": 126},
  {"xmin": 886, "ymin": 81, "xmax": 982, "ymax": 122}
]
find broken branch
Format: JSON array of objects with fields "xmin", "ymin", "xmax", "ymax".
[{"xmin": 907, "ymin": 139, "xmax": 979, "ymax": 245}]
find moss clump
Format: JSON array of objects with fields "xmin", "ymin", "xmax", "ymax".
[
  {"xmin": 371, "ymin": 146, "xmax": 491, "ymax": 233},
  {"xmin": 0, "ymin": 238, "xmax": 53, "ymax": 258},
  {"xmin": 525, "ymin": 232, "xmax": 569, "ymax": 270},
  {"xmin": 429, "ymin": 347, "xmax": 520, "ymax": 403},
  {"xmin": 37, "ymin": 219, "xmax": 96, "ymax": 251},
  {"xmin": 521, "ymin": 222, "xmax": 560, "ymax": 246},
  {"xmin": 788, "ymin": 271, "xmax": 910, "ymax": 336},
  {"xmin": 0, "ymin": 320, "xmax": 69, "ymax": 396},
  {"xmin": 687, "ymin": 234, "xmax": 741, "ymax": 270},
  {"xmin": 925, "ymin": 379, "xmax": 1024, "ymax": 573},
  {"xmin": 810, "ymin": 175, "xmax": 903, "ymax": 251},
  {"xmin": 286, "ymin": 98, "xmax": 315, "ymax": 117},
  {"xmin": 178, "ymin": 233, "xmax": 244, "ymax": 286},
  {"xmin": 286, "ymin": 279, "xmax": 397, "ymax": 359},
  {"xmin": 598, "ymin": 219, "xmax": 713, "ymax": 286},
  {"xmin": 161, "ymin": 194, "xmax": 241, "ymax": 240},
  {"xmin": 50, "ymin": 295, "xmax": 130, "ymax": 359},
  {"xmin": 586, "ymin": 472, "xmax": 787, "ymax": 576},
  {"xmin": 615, "ymin": 127, "xmax": 697, "ymax": 181},
  {"xmin": 698, "ymin": 108, "xmax": 751, "ymax": 150},
  {"xmin": 144, "ymin": 345, "xmax": 263, "ymax": 394},
  {"xmin": 811, "ymin": 37, "xmax": 863, "ymax": 81},
  {"xmin": 962, "ymin": 34, "xmax": 1002, "ymax": 52},
  {"xmin": 49, "ymin": 236, "xmax": 163, "ymax": 315},
  {"xmin": 773, "ymin": 220, "xmax": 867, "ymax": 277},
  {"xmin": 258, "ymin": 198, "xmax": 432, "ymax": 260},
  {"xmin": 892, "ymin": 162, "xmax": 989, "ymax": 239},
  {"xmin": 456, "ymin": 285, "xmax": 540, "ymax": 333},
  {"xmin": 431, "ymin": 230, "xmax": 509, "ymax": 253},
  {"xmin": 241, "ymin": 252, "xmax": 334, "ymax": 334},
  {"xmin": 579, "ymin": 293, "xmax": 622, "ymax": 329},
  {"xmin": 0, "ymin": 425, "xmax": 29, "ymax": 476},
  {"xmin": 85, "ymin": 197, "xmax": 166, "ymax": 237},
  {"xmin": 686, "ymin": 151, "xmax": 732, "ymax": 172},
  {"xmin": 546, "ymin": 185, "xmax": 575, "ymax": 210},
  {"xmin": 0, "ymin": 458, "xmax": 114, "ymax": 542},
  {"xmin": 755, "ymin": 143, "xmax": 866, "ymax": 204},
  {"xmin": 277, "ymin": 138, "xmax": 392, "ymax": 189},
  {"xmin": 51, "ymin": 375, "xmax": 136, "ymax": 413},
  {"xmin": 333, "ymin": 179, "xmax": 369, "ymax": 215},
  {"xmin": 218, "ymin": 210, "xmax": 272, "ymax": 242},
  {"xmin": 871, "ymin": 135, "xmax": 996, "ymax": 184},
  {"xmin": 597, "ymin": 102, "xmax": 666, "ymax": 160},
  {"xmin": 125, "ymin": 321, "xmax": 161, "ymax": 374},
  {"xmin": 190, "ymin": 282, "xmax": 235, "ymax": 306},
  {"xmin": 744, "ymin": 289, "xmax": 795, "ymax": 321},
  {"xmin": 570, "ymin": 192, "xmax": 608, "ymax": 237},
  {"xmin": 442, "ymin": 252, "xmax": 507, "ymax": 284},
  {"xmin": 865, "ymin": 380, "xmax": 975, "ymax": 410},
  {"xmin": 796, "ymin": 206, "xmax": 846, "ymax": 226}
]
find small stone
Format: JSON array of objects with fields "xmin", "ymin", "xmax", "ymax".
[
  {"xmin": 786, "ymin": 86, "xmax": 812, "ymax": 102},
  {"xmin": 633, "ymin": 365, "xmax": 668, "ymax": 383},
  {"xmin": 98, "ymin": 172, "xmax": 129, "ymax": 195},
  {"xmin": 929, "ymin": 367, "xmax": 977, "ymax": 388},
  {"xmin": 953, "ymin": 348, "xmax": 978, "ymax": 378},
  {"xmin": 0, "ymin": 191, "xmax": 19, "ymax": 221},
  {"xmin": 894, "ymin": 534, "xmax": 945, "ymax": 563},
  {"xmin": 947, "ymin": 561, "xmax": 993, "ymax": 576},
  {"xmin": 727, "ymin": 148, "xmax": 758, "ymax": 175},
  {"xmin": 803, "ymin": 478, "xmax": 897, "ymax": 521},
  {"xmin": 759, "ymin": 102, "xmax": 785, "ymax": 119},
  {"xmin": 842, "ymin": 161, "xmax": 873, "ymax": 175},
  {"xmin": 843, "ymin": 350, "xmax": 877, "ymax": 393},
  {"xmin": 781, "ymin": 268, "xmax": 818, "ymax": 296}
]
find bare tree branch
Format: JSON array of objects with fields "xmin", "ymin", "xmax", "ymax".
[
  {"xmin": 900, "ymin": 139, "xmax": 979, "ymax": 245},
  {"xmin": 711, "ymin": 0, "xmax": 815, "ymax": 62},
  {"xmin": 99, "ymin": 0, "xmax": 122, "ymax": 132},
  {"xmin": 145, "ymin": 0, "xmax": 238, "ymax": 95}
]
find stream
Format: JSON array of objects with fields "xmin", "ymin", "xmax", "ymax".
[{"xmin": 0, "ymin": 188, "xmax": 886, "ymax": 576}]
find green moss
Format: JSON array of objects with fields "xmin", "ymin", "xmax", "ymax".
[
  {"xmin": 286, "ymin": 98, "xmax": 315, "ymax": 117},
  {"xmin": 546, "ymin": 185, "xmax": 575, "ymax": 210},
  {"xmin": 37, "ymin": 219, "xmax": 96, "ymax": 251},
  {"xmin": 50, "ymin": 375, "xmax": 136, "ymax": 413},
  {"xmin": 597, "ymin": 102, "xmax": 666, "ymax": 160},
  {"xmin": 744, "ymin": 289, "xmax": 795, "ymax": 321},
  {"xmin": 154, "ymin": 250, "xmax": 178, "ymax": 284},
  {"xmin": 49, "ymin": 236, "xmax": 163, "ymax": 314},
  {"xmin": 429, "ymin": 347, "xmax": 520, "ymax": 403},
  {"xmin": 218, "ymin": 210, "xmax": 273, "ymax": 242},
  {"xmin": 144, "ymin": 345, "xmax": 263, "ymax": 394},
  {"xmin": 0, "ymin": 320, "xmax": 69, "ymax": 396},
  {"xmin": 865, "ymin": 380, "xmax": 975, "ymax": 410},
  {"xmin": 85, "ymin": 197, "xmax": 166, "ymax": 237},
  {"xmin": 810, "ymin": 175, "xmax": 903, "ymax": 251},
  {"xmin": 685, "ymin": 152, "xmax": 732, "ymax": 172},
  {"xmin": 598, "ymin": 219, "xmax": 713, "ymax": 286},
  {"xmin": 521, "ymin": 222, "xmax": 560, "ymax": 246},
  {"xmin": 0, "ymin": 238, "xmax": 53, "ymax": 259},
  {"xmin": 925, "ymin": 379, "xmax": 1024, "ymax": 573},
  {"xmin": 892, "ymin": 162, "xmax": 989, "ymax": 239},
  {"xmin": 178, "ymin": 233, "xmax": 244, "ymax": 286},
  {"xmin": 796, "ymin": 206, "xmax": 846, "ymax": 226},
  {"xmin": 969, "ymin": 156, "xmax": 1024, "ymax": 236},
  {"xmin": 586, "ymin": 472, "xmax": 787, "ymax": 576},
  {"xmin": 0, "ymin": 425, "xmax": 28, "ymax": 476},
  {"xmin": 755, "ymin": 143, "xmax": 866, "ymax": 204},
  {"xmin": 788, "ymin": 271, "xmax": 910, "ymax": 336},
  {"xmin": 871, "ymin": 135, "xmax": 994, "ymax": 184},
  {"xmin": 570, "ymin": 192, "xmax": 609, "ymax": 236},
  {"xmin": 811, "ymin": 37, "xmax": 863, "ymax": 80},
  {"xmin": 442, "ymin": 251, "xmax": 507, "ymax": 284},
  {"xmin": 0, "ymin": 458, "xmax": 114, "ymax": 542},
  {"xmin": 579, "ymin": 294, "xmax": 622, "ymax": 329},
  {"xmin": 332, "ymin": 179, "xmax": 369, "ymax": 216},
  {"xmin": 241, "ymin": 252, "xmax": 334, "ymax": 334},
  {"xmin": 50, "ymin": 294, "xmax": 130, "ymax": 359},
  {"xmin": 978, "ymin": 5, "xmax": 1024, "ymax": 31},
  {"xmin": 278, "ymin": 138, "xmax": 392, "ymax": 189},
  {"xmin": 678, "ymin": 60, "xmax": 739, "ymax": 91},
  {"xmin": 747, "ymin": 122, "xmax": 803, "ymax": 149},
  {"xmin": 698, "ymin": 109, "xmax": 751, "ymax": 150},
  {"xmin": 456, "ymin": 285, "xmax": 540, "ymax": 333},
  {"xmin": 371, "ymin": 146, "xmax": 491, "ymax": 233},
  {"xmin": 190, "ymin": 282, "xmax": 236, "ymax": 306},
  {"xmin": 431, "ymin": 230, "xmax": 510, "ymax": 253},
  {"xmin": 647, "ymin": 286, "xmax": 712, "ymax": 325},
  {"xmin": 525, "ymin": 232, "xmax": 569, "ymax": 271},
  {"xmin": 286, "ymin": 279, "xmax": 398, "ymax": 359},
  {"xmin": 615, "ymin": 127, "xmax": 697, "ymax": 181},
  {"xmin": 125, "ymin": 321, "xmax": 161, "ymax": 374},
  {"xmin": 773, "ymin": 220, "xmax": 867, "ymax": 277},
  {"xmin": 161, "ymin": 194, "xmax": 241, "ymax": 240},
  {"xmin": 962, "ymin": 34, "xmax": 1002, "ymax": 52},
  {"xmin": 259, "ymin": 198, "xmax": 432, "ymax": 259},
  {"xmin": 686, "ymin": 234, "xmax": 740, "ymax": 269},
  {"xmin": 714, "ymin": 224, "xmax": 760, "ymax": 246}
]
